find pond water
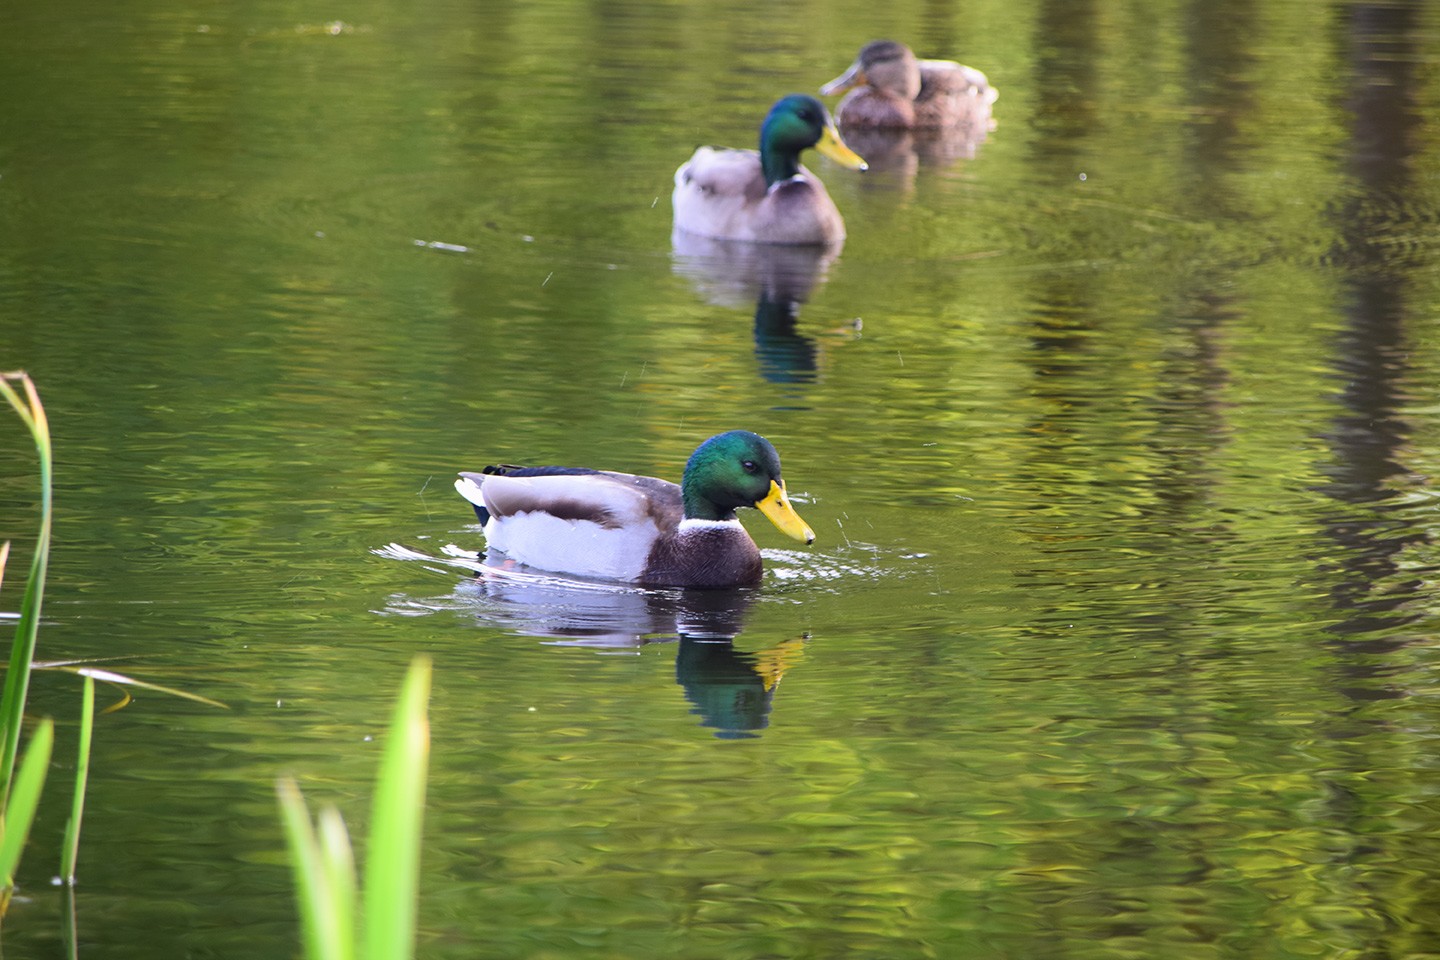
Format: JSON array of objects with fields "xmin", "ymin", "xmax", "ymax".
[{"xmin": 4, "ymin": 0, "xmax": 1440, "ymax": 956}]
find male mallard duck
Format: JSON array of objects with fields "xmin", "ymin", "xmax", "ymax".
[
  {"xmin": 821, "ymin": 40, "xmax": 997, "ymax": 130},
  {"xmin": 672, "ymin": 94, "xmax": 867, "ymax": 246},
  {"xmin": 454, "ymin": 431, "xmax": 815, "ymax": 589}
]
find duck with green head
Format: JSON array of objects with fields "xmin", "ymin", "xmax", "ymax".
[
  {"xmin": 672, "ymin": 94, "xmax": 867, "ymax": 246},
  {"xmin": 455, "ymin": 431, "xmax": 815, "ymax": 589}
]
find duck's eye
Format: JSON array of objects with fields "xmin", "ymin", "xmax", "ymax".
[{"xmin": 741, "ymin": 460, "xmax": 758, "ymax": 473}]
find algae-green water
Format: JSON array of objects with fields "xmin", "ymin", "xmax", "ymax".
[{"xmin": 4, "ymin": 0, "xmax": 1440, "ymax": 956}]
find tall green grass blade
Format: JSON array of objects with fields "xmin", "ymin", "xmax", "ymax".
[
  {"xmin": 277, "ymin": 777, "xmax": 355, "ymax": 960},
  {"xmin": 361, "ymin": 655, "xmax": 431, "ymax": 960},
  {"xmin": 277, "ymin": 655, "xmax": 432, "ymax": 960},
  {"xmin": 0, "ymin": 373, "xmax": 52, "ymax": 804},
  {"xmin": 317, "ymin": 807, "xmax": 356, "ymax": 960},
  {"xmin": 0, "ymin": 718, "xmax": 53, "ymax": 887},
  {"xmin": 60, "ymin": 675, "xmax": 95, "ymax": 883}
]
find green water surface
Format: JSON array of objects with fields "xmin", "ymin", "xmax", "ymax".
[{"xmin": 4, "ymin": 0, "xmax": 1440, "ymax": 957}]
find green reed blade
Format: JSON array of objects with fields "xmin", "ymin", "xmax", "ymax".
[
  {"xmin": 277, "ymin": 777, "xmax": 355, "ymax": 960},
  {"xmin": 361, "ymin": 655, "xmax": 431, "ymax": 960},
  {"xmin": 60, "ymin": 675, "xmax": 95, "ymax": 883},
  {"xmin": 317, "ymin": 806, "xmax": 356, "ymax": 960},
  {"xmin": 0, "ymin": 718, "xmax": 53, "ymax": 887},
  {"xmin": 0, "ymin": 374, "xmax": 52, "ymax": 802},
  {"xmin": 62, "ymin": 883, "xmax": 78, "ymax": 960}
]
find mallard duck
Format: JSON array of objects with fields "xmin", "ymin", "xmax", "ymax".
[
  {"xmin": 672, "ymin": 94, "xmax": 867, "ymax": 246},
  {"xmin": 821, "ymin": 40, "xmax": 997, "ymax": 130},
  {"xmin": 454, "ymin": 431, "xmax": 815, "ymax": 589}
]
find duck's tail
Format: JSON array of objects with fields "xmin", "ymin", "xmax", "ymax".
[{"xmin": 454, "ymin": 473, "xmax": 491, "ymax": 524}]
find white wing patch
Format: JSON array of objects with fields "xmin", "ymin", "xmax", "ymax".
[
  {"xmin": 487, "ymin": 510, "xmax": 658, "ymax": 581},
  {"xmin": 456, "ymin": 473, "xmax": 668, "ymax": 582}
]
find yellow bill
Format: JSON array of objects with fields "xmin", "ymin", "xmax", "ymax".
[
  {"xmin": 815, "ymin": 122, "xmax": 868, "ymax": 172},
  {"xmin": 755, "ymin": 479, "xmax": 816, "ymax": 544}
]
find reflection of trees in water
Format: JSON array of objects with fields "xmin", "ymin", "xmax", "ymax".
[
  {"xmin": 991, "ymin": 2, "xmax": 1440, "ymax": 937},
  {"xmin": 1315, "ymin": 2, "xmax": 1433, "ymax": 704}
]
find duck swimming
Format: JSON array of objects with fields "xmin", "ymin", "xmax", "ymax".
[
  {"xmin": 821, "ymin": 40, "xmax": 997, "ymax": 130},
  {"xmin": 455, "ymin": 431, "xmax": 815, "ymax": 589},
  {"xmin": 672, "ymin": 94, "xmax": 867, "ymax": 246}
]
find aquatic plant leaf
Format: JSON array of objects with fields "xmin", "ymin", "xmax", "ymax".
[
  {"xmin": 277, "ymin": 777, "xmax": 355, "ymax": 960},
  {"xmin": 361, "ymin": 655, "xmax": 431, "ymax": 960},
  {"xmin": 0, "ymin": 719, "xmax": 53, "ymax": 889},
  {"xmin": 60, "ymin": 676, "xmax": 95, "ymax": 883},
  {"xmin": 69, "ymin": 666, "xmax": 229, "ymax": 710}
]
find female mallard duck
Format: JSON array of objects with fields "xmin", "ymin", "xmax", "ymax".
[
  {"xmin": 821, "ymin": 40, "xmax": 997, "ymax": 130},
  {"xmin": 672, "ymin": 94, "xmax": 867, "ymax": 246},
  {"xmin": 454, "ymin": 431, "xmax": 815, "ymax": 589}
]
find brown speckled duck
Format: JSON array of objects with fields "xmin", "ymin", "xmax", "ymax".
[
  {"xmin": 455, "ymin": 431, "xmax": 815, "ymax": 589},
  {"xmin": 821, "ymin": 40, "xmax": 997, "ymax": 130}
]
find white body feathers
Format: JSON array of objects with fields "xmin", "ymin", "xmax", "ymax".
[{"xmin": 455, "ymin": 472, "xmax": 670, "ymax": 582}]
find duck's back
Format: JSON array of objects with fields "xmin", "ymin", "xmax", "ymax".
[
  {"xmin": 673, "ymin": 147, "xmax": 764, "ymax": 238},
  {"xmin": 673, "ymin": 148, "xmax": 845, "ymax": 245},
  {"xmin": 915, "ymin": 60, "xmax": 997, "ymax": 127},
  {"xmin": 461, "ymin": 468, "xmax": 682, "ymax": 582}
]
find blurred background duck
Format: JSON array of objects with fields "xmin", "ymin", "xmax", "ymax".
[
  {"xmin": 673, "ymin": 94, "xmax": 867, "ymax": 246},
  {"xmin": 821, "ymin": 40, "xmax": 997, "ymax": 130},
  {"xmin": 455, "ymin": 430, "xmax": 815, "ymax": 589}
]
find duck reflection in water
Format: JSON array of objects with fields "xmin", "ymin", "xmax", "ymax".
[
  {"xmin": 451, "ymin": 560, "xmax": 806, "ymax": 739},
  {"xmin": 671, "ymin": 232, "xmax": 856, "ymax": 384}
]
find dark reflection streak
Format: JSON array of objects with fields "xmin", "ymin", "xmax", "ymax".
[
  {"xmin": 1317, "ymin": 2, "xmax": 1426, "ymax": 669},
  {"xmin": 670, "ymin": 235, "xmax": 838, "ymax": 388},
  {"xmin": 1140, "ymin": 294, "xmax": 1232, "ymax": 521},
  {"xmin": 1016, "ymin": 0, "xmax": 1102, "ymax": 440},
  {"xmin": 1136, "ymin": 0, "xmax": 1254, "ymax": 527},
  {"xmin": 1181, "ymin": 0, "xmax": 1258, "ymax": 196},
  {"xmin": 1014, "ymin": 0, "xmax": 1300, "ymax": 923},
  {"xmin": 1016, "ymin": 0, "xmax": 1103, "ymax": 547},
  {"xmin": 1030, "ymin": 0, "xmax": 1098, "ymax": 168},
  {"xmin": 1114, "ymin": 2, "xmax": 1262, "ymax": 833},
  {"xmin": 1306, "ymin": 6, "xmax": 1429, "ymax": 937},
  {"xmin": 753, "ymin": 293, "xmax": 818, "ymax": 384},
  {"xmin": 919, "ymin": 0, "xmax": 958, "ymax": 55},
  {"xmin": 450, "ymin": 568, "xmax": 801, "ymax": 739}
]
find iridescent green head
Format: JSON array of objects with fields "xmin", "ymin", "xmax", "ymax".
[
  {"xmin": 758, "ymin": 94, "xmax": 868, "ymax": 186},
  {"xmin": 682, "ymin": 431, "xmax": 815, "ymax": 543}
]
